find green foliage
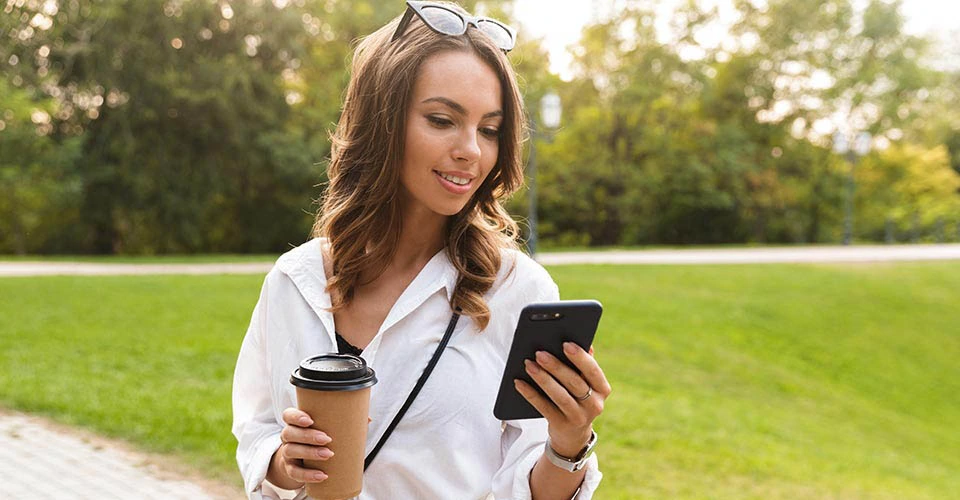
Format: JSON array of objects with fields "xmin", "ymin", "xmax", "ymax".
[
  {"xmin": 0, "ymin": 79, "xmax": 82, "ymax": 254},
  {"xmin": 529, "ymin": 0, "xmax": 956, "ymax": 246},
  {"xmin": 1, "ymin": 0, "xmax": 350, "ymax": 253},
  {"xmin": 855, "ymin": 144, "xmax": 960, "ymax": 240},
  {"xmin": 1, "ymin": 0, "xmax": 958, "ymax": 252}
]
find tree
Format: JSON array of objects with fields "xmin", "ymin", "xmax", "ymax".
[
  {"xmin": 2, "ymin": 0, "xmax": 323, "ymax": 253},
  {"xmin": 856, "ymin": 144, "xmax": 960, "ymax": 241},
  {"xmin": 0, "ymin": 79, "xmax": 81, "ymax": 254}
]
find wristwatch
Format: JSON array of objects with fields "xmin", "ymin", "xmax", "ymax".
[{"xmin": 544, "ymin": 431, "xmax": 598, "ymax": 472}]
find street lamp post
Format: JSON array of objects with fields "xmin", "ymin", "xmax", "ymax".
[
  {"xmin": 527, "ymin": 117, "xmax": 539, "ymax": 256},
  {"xmin": 833, "ymin": 131, "xmax": 871, "ymax": 246},
  {"xmin": 527, "ymin": 91, "xmax": 561, "ymax": 257},
  {"xmin": 832, "ymin": 132, "xmax": 851, "ymax": 245}
]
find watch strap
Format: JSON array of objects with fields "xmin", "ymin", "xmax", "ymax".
[{"xmin": 544, "ymin": 430, "xmax": 597, "ymax": 472}]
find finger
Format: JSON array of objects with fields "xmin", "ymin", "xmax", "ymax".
[
  {"xmin": 534, "ymin": 351, "xmax": 591, "ymax": 401},
  {"xmin": 285, "ymin": 458, "xmax": 329, "ymax": 484},
  {"xmin": 564, "ymin": 342, "xmax": 612, "ymax": 396},
  {"xmin": 282, "ymin": 407, "xmax": 314, "ymax": 427},
  {"xmin": 513, "ymin": 379, "xmax": 562, "ymax": 421},
  {"xmin": 281, "ymin": 443, "xmax": 334, "ymax": 462},
  {"xmin": 281, "ymin": 425, "xmax": 332, "ymax": 446},
  {"xmin": 525, "ymin": 359, "xmax": 583, "ymax": 419}
]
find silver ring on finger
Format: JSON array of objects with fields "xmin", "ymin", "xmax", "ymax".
[{"xmin": 575, "ymin": 387, "xmax": 593, "ymax": 402}]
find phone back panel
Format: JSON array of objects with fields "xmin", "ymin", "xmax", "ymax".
[{"xmin": 493, "ymin": 300, "xmax": 602, "ymax": 420}]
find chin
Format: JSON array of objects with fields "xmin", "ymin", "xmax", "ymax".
[
  {"xmin": 430, "ymin": 200, "xmax": 470, "ymax": 217},
  {"xmin": 438, "ymin": 206, "xmax": 466, "ymax": 217}
]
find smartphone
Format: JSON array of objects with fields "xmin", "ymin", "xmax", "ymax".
[{"xmin": 493, "ymin": 300, "xmax": 603, "ymax": 420}]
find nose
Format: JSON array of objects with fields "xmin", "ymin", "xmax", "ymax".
[{"xmin": 453, "ymin": 129, "xmax": 481, "ymax": 164}]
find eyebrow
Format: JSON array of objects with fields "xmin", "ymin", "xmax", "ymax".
[{"xmin": 422, "ymin": 96, "xmax": 503, "ymax": 119}]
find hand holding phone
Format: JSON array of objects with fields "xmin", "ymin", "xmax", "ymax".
[{"xmin": 493, "ymin": 300, "xmax": 604, "ymax": 420}]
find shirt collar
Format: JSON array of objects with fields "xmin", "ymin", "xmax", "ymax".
[
  {"xmin": 277, "ymin": 238, "xmax": 459, "ymax": 314},
  {"xmin": 432, "ymin": 247, "xmax": 459, "ymax": 303}
]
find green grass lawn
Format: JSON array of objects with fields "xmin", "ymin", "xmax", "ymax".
[{"xmin": 1, "ymin": 263, "xmax": 958, "ymax": 498}]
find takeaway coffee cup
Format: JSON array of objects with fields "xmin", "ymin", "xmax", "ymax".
[{"xmin": 290, "ymin": 354, "xmax": 377, "ymax": 500}]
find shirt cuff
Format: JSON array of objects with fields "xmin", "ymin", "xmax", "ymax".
[
  {"xmin": 257, "ymin": 481, "xmax": 308, "ymax": 500},
  {"xmin": 510, "ymin": 449, "xmax": 603, "ymax": 499},
  {"xmin": 244, "ymin": 433, "xmax": 283, "ymax": 499},
  {"xmin": 573, "ymin": 454, "xmax": 603, "ymax": 499}
]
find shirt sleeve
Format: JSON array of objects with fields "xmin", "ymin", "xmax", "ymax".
[
  {"xmin": 492, "ymin": 419, "xmax": 602, "ymax": 499},
  {"xmin": 490, "ymin": 267, "xmax": 603, "ymax": 499},
  {"xmin": 232, "ymin": 272, "xmax": 300, "ymax": 500}
]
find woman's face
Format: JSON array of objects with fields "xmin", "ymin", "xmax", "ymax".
[{"xmin": 400, "ymin": 49, "xmax": 503, "ymax": 219}]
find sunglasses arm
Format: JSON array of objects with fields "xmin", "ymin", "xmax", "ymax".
[{"xmin": 391, "ymin": 8, "xmax": 416, "ymax": 42}]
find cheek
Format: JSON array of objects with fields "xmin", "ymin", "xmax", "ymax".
[
  {"xmin": 480, "ymin": 143, "xmax": 500, "ymax": 179},
  {"xmin": 402, "ymin": 126, "xmax": 422, "ymax": 165},
  {"xmin": 401, "ymin": 126, "xmax": 432, "ymax": 179},
  {"xmin": 404, "ymin": 122, "xmax": 447, "ymax": 166}
]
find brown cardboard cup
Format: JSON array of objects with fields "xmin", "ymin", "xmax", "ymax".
[{"xmin": 291, "ymin": 354, "xmax": 377, "ymax": 500}]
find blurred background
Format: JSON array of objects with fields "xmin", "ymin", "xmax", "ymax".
[
  {"xmin": 2, "ymin": 3, "xmax": 959, "ymax": 499},
  {"xmin": 1, "ymin": 0, "xmax": 959, "ymax": 255}
]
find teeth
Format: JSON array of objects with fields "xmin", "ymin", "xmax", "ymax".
[{"xmin": 439, "ymin": 172, "xmax": 469, "ymax": 186}]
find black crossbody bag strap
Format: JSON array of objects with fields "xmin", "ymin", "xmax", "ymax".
[{"xmin": 364, "ymin": 308, "xmax": 461, "ymax": 470}]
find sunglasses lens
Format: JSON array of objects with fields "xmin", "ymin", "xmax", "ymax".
[
  {"xmin": 420, "ymin": 6, "xmax": 466, "ymax": 35},
  {"xmin": 477, "ymin": 20, "xmax": 514, "ymax": 50}
]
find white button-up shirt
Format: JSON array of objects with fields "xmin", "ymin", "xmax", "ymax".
[{"xmin": 232, "ymin": 238, "xmax": 602, "ymax": 499}]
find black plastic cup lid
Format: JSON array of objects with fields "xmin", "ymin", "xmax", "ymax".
[{"xmin": 290, "ymin": 353, "xmax": 377, "ymax": 392}]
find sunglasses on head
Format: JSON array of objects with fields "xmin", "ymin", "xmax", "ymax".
[{"xmin": 391, "ymin": 0, "xmax": 517, "ymax": 52}]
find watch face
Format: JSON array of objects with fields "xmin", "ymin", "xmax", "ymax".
[{"xmin": 576, "ymin": 430, "xmax": 598, "ymax": 460}]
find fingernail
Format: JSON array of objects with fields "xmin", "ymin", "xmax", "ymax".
[
  {"xmin": 535, "ymin": 351, "xmax": 549, "ymax": 363},
  {"xmin": 564, "ymin": 342, "xmax": 576, "ymax": 355},
  {"xmin": 514, "ymin": 379, "xmax": 529, "ymax": 394},
  {"xmin": 299, "ymin": 417, "xmax": 312, "ymax": 426},
  {"xmin": 315, "ymin": 433, "xmax": 331, "ymax": 444},
  {"xmin": 317, "ymin": 449, "xmax": 334, "ymax": 459},
  {"xmin": 525, "ymin": 359, "xmax": 540, "ymax": 374},
  {"xmin": 313, "ymin": 472, "xmax": 327, "ymax": 481}
]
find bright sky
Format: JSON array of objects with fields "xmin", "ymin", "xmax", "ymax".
[{"xmin": 511, "ymin": 0, "xmax": 960, "ymax": 80}]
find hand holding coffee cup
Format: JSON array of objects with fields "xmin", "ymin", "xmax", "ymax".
[{"xmin": 275, "ymin": 408, "xmax": 334, "ymax": 486}]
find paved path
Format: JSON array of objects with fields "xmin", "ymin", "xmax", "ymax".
[
  {"xmin": 1, "ymin": 244, "xmax": 959, "ymax": 277},
  {"xmin": 0, "ymin": 411, "xmax": 242, "ymax": 499},
  {"xmin": 535, "ymin": 243, "xmax": 960, "ymax": 266},
  {"xmin": 0, "ymin": 262, "xmax": 274, "ymax": 277}
]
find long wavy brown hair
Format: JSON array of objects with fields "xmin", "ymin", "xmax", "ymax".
[{"xmin": 312, "ymin": 4, "xmax": 527, "ymax": 330}]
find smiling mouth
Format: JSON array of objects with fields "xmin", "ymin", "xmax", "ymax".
[
  {"xmin": 435, "ymin": 171, "xmax": 471, "ymax": 186},
  {"xmin": 433, "ymin": 170, "xmax": 475, "ymax": 195}
]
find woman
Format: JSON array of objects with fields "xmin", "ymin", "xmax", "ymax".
[{"xmin": 232, "ymin": 2, "xmax": 611, "ymax": 499}]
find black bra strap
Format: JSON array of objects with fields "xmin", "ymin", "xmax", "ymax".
[{"xmin": 364, "ymin": 309, "xmax": 461, "ymax": 470}]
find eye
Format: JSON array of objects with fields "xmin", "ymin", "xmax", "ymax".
[
  {"xmin": 427, "ymin": 115, "xmax": 453, "ymax": 128},
  {"xmin": 480, "ymin": 127, "xmax": 500, "ymax": 139}
]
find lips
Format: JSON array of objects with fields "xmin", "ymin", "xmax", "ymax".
[{"xmin": 434, "ymin": 170, "xmax": 473, "ymax": 195}]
